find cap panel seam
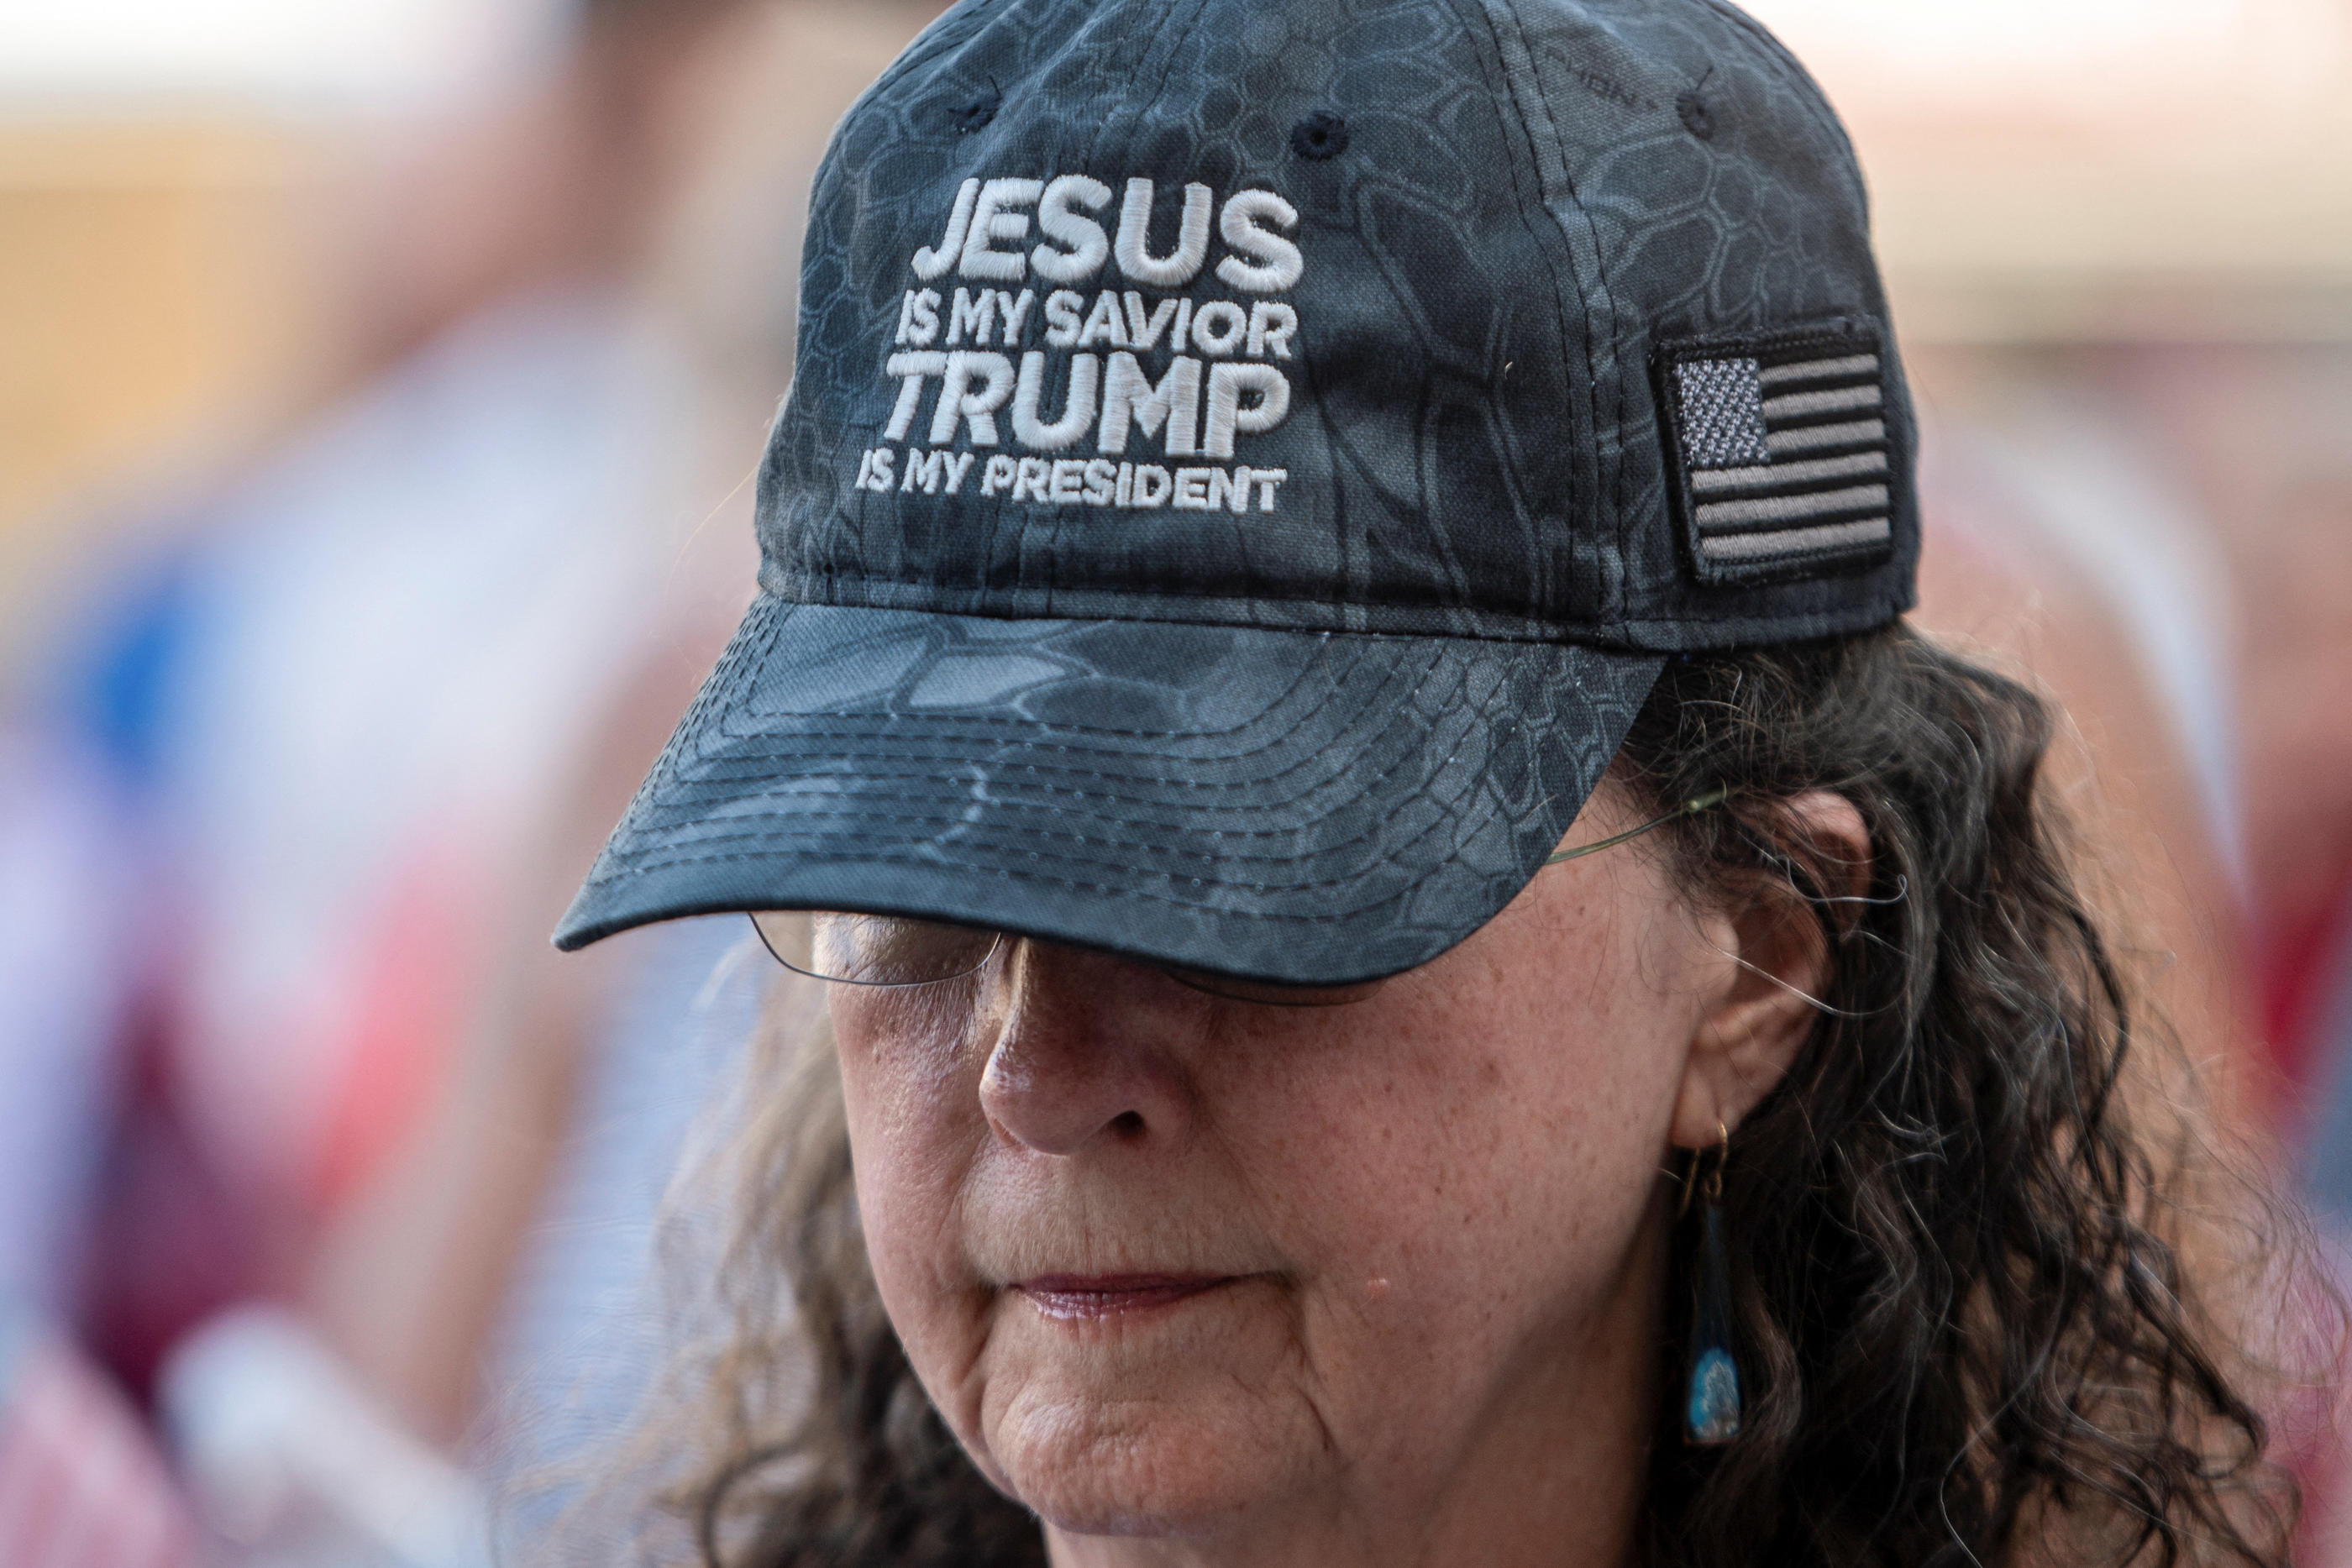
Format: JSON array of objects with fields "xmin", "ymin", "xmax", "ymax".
[
  {"xmin": 1691, "ymin": 0, "xmax": 1872, "ymax": 222},
  {"xmin": 818, "ymin": 0, "xmax": 1011, "ymax": 624},
  {"xmin": 854, "ymin": 0, "xmax": 1008, "ymax": 123},
  {"xmin": 1487, "ymin": 0, "xmax": 1635, "ymax": 632},
  {"xmin": 1035, "ymin": 0, "xmax": 1216, "ymax": 619},
  {"xmin": 1452, "ymin": 0, "xmax": 1629, "ymax": 635},
  {"xmin": 1067, "ymin": 0, "xmax": 1192, "ymax": 177},
  {"xmin": 1406, "ymin": 0, "xmax": 1588, "ymax": 616}
]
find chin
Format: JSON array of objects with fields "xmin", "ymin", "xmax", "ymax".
[{"xmin": 987, "ymin": 1387, "xmax": 1315, "ymax": 1540}]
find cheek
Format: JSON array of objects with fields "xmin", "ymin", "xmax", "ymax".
[
  {"xmin": 1275, "ymin": 1014, "xmax": 1674, "ymax": 1302},
  {"xmin": 1459, "ymin": 868, "xmax": 1704, "ymax": 1249},
  {"xmin": 1238, "ymin": 873, "xmax": 1703, "ymax": 1439},
  {"xmin": 831, "ymin": 989, "xmax": 999, "ymax": 1434}
]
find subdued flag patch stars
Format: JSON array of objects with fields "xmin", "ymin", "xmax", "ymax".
[{"xmin": 1659, "ymin": 327, "xmax": 1898, "ymax": 585}]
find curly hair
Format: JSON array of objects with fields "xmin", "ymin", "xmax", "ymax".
[{"xmin": 626, "ymin": 624, "xmax": 2299, "ymax": 1568}]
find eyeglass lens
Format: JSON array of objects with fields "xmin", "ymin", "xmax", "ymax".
[
  {"xmin": 748, "ymin": 911, "xmax": 1380, "ymax": 1006},
  {"xmin": 751, "ymin": 910, "xmax": 1002, "ymax": 987}
]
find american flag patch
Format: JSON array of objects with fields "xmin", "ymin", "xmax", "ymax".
[{"xmin": 1656, "ymin": 324, "xmax": 1901, "ymax": 586}]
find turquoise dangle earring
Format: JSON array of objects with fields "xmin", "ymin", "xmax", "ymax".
[{"xmin": 1682, "ymin": 1123, "xmax": 1741, "ymax": 1446}]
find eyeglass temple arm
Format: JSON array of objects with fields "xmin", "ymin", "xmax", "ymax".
[{"xmin": 1543, "ymin": 786, "xmax": 1730, "ymax": 865}]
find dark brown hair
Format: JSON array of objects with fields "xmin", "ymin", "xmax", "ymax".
[{"xmin": 631, "ymin": 624, "xmax": 2297, "ymax": 1568}]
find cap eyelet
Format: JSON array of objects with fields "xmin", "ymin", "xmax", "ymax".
[
  {"xmin": 954, "ymin": 90, "xmax": 1000, "ymax": 134},
  {"xmin": 1289, "ymin": 111, "xmax": 1349, "ymax": 160},
  {"xmin": 1676, "ymin": 91, "xmax": 1715, "ymax": 140}
]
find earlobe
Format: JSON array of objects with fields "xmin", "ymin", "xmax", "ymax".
[{"xmin": 1668, "ymin": 790, "xmax": 1870, "ymax": 1148}]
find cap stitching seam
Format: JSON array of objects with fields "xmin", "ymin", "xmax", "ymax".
[
  {"xmin": 599, "ymin": 759, "xmax": 1525, "ymax": 904},
  {"xmin": 606, "ymin": 800, "xmax": 1484, "ymax": 892},
  {"xmin": 656, "ymin": 759, "xmax": 1483, "ymax": 821},
  {"xmin": 769, "ymin": 573, "xmax": 1907, "ymax": 649},
  {"xmin": 852, "ymin": 0, "xmax": 1003, "ymax": 109},
  {"xmin": 780, "ymin": 567, "xmax": 1609, "ymax": 638},
  {"xmin": 1614, "ymin": 598, "xmax": 1907, "ymax": 637},
  {"xmin": 622, "ymin": 654, "xmax": 1521, "ymax": 865},
  {"xmin": 1452, "ymin": 0, "xmax": 1620, "ymax": 636},
  {"xmin": 1488, "ymin": 0, "xmax": 1633, "ymax": 633},
  {"xmin": 1452, "ymin": 0, "xmax": 1592, "ymax": 623},
  {"xmin": 1690, "ymin": 0, "xmax": 1872, "ymax": 221},
  {"xmin": 620, "ymin": 763, "xmax": 1494, "ymax": 854},
  {"xmin": 785, "ymin": 569, "xmax": 1916, "ymax": 644},
  {"xmin": 606, "ymin": 700, "xmax": 1645, "ymax": 899},
  {"xmin": 609, "ymin": 662, "xmax": 1620, "ymax": 896},
  {"xmin": 1032, "ymin": 0, "xmax": 1216, "ymax": 616},
  {"xmin": 586, "ymin": 662, "xmax": 1639, "ymax": 913}
]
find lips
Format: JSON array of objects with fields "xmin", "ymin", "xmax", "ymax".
[{"xmin": 1015, "ymin": 1274, "xmax": 1234, "ymax": 1319}]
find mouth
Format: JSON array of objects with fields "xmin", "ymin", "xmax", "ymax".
[{"xmin": 1014, "ymin": 1274, "xmax": 1239, "ymax": 1320}]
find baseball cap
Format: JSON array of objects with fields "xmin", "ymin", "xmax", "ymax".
[{"xmin": 554, "ymin": 0, "xmax": 1919, "ymax": 984}]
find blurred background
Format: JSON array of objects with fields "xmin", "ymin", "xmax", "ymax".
[{"xmin": 1, "ymin": 0, "xmax": 2349, "ymax": 1562}]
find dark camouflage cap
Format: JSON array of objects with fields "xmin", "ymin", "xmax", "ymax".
[{"xmin": 555, "ymin": 0, "xmax": 1919, "ymax": 984}]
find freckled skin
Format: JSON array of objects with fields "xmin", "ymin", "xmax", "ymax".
[{"xmin": 830, "ymin": 782, "xmax": 1836, "ymax": 1568}]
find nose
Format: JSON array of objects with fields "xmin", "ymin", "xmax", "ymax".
[{"xmin": 977, "ymin": 940, "xmax": 1195, "ymax": 1156}]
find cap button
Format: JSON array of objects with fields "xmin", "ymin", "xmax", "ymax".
[
  {"xmin": 955, "ymin": 89, "xmax": 1001, "ymax": 134},
  {"xmin": 1675, "ymin": 90, "xmax": 1715, "ymax": 140},
  {"xmin": 1289, "ymin": 111, "xmax": 1349, "ymax": 160}
]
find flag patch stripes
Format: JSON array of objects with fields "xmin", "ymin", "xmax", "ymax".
[{"xmin": 1657, "ymin": 325, "xmax": 1900, "ymax": 586}]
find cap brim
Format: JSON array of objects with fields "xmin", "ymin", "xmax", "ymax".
[{"xmin": 555, "ymin": 597, "xmax": 1662, "ymax": 986}]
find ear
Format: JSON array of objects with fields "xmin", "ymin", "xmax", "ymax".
[{"xmin": 1669, "ymin": 790, "xmax": 1871, "ymax": 1149}]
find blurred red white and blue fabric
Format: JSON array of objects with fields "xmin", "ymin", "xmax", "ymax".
[
  {"xmin": 3, "ymin": 289, "xmax": 698, "ymax": 1387},
  {"xmin": 0, "ymin": 1308, "xmax": 197, "ymax": 1568}
]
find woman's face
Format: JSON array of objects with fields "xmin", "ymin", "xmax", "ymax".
[{"xmin": 829, "ymin": 780, "xmax": 1778, "ymax": 1561}]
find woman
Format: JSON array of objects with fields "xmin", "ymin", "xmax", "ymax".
[{"xmin": 550, "ymin": 0, "xmax": 2298, "ymax": 1561}]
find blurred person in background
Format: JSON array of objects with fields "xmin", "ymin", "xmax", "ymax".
[
  {"xmin": 2282, "ymin": 481, "xmax": 2352, "ymax": 1213},
  {"xmin": 299, "ymin": 5, "xmax": 943, "ymax": 1531},
  {"xmin": 0, "ymin": 0, "xmax": 842, "ymax": 1542},
  {"xmin": 1910, "ymin": 385, "xmax": 2254, "ymax": 1116},
  {"xmin": 0, "ymin": 726, "xmax": 193, "ymax": 1560}
]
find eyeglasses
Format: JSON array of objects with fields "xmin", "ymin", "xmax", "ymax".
[
  {"xmin": 749, "ymin": 910, "xmax": 1383, "ymax": 1007},
  {"xmin": 750, "ymin": 788, "xmax": 1727, "ymax": 1004}
]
